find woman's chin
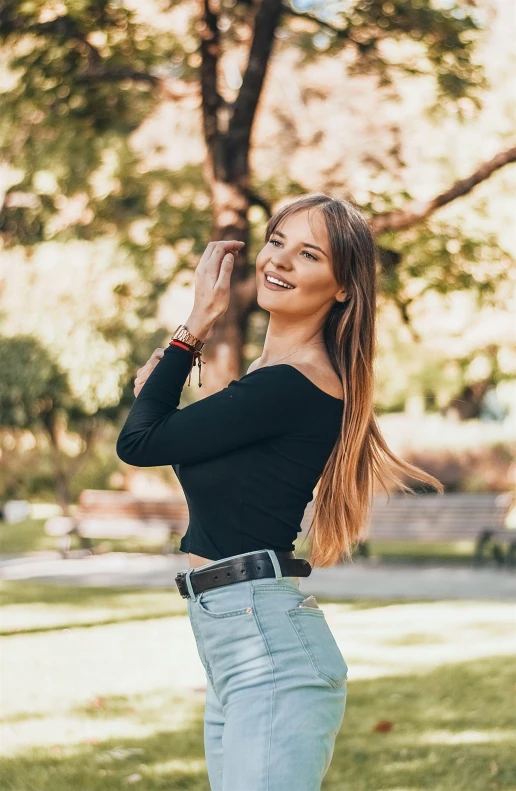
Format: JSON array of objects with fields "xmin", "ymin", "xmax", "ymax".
[{"xmin": 257, "ymin": 295, "xmax": 297, "ymax": 315}]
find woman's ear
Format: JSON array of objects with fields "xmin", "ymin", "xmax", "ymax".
[{"xmin": 335, "ymin": 288, "xmax": 348, "ymax": 304}]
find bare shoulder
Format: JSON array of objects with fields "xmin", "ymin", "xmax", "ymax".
[{"xmin": 246, "ymin": 358, "xmax": 262, "ymax": 375}]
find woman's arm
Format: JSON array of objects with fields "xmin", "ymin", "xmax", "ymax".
[{"xmin": 116, "ymin": 343, "xmax": 299, "ymax": 467}]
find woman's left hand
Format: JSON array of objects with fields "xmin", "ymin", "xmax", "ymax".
[{"xmin": 134, "ymin": 348, "xmax": 165, "ymax": 397}]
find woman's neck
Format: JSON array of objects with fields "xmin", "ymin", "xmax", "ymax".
[{"xmin": 260, "ymin": 317, "xmax": 326, "ymax": 365}]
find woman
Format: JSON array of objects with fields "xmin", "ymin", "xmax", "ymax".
[{"xmin": 116, "ymin": 192, "xmax": 443, "ymax": 790}]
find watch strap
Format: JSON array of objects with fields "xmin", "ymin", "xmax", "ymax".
[{"xmin": 171, "ymin": 324, "xmax": 205, "ymax": 354}]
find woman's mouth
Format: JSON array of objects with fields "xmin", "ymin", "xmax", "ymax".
[{"xmin": 264, "ymin": 273, "xmax": 296, "ymax": 291}]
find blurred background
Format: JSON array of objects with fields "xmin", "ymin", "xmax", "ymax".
[{"xmin": 0, "ymin": 0, "xmax": 515, "ymax": 788}]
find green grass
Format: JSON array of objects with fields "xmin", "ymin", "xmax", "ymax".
[
  {"xmin": 0, "ymin": 518, "xmax": 57, "ymax": 555},
  {"xmin": 0, "ymin": 580, "xmax": 414, "ymax": 634},
  {"xmin": 1, "ymin": 654, "xmax": 514, "ymax": 790},
  {"xmin": 365, "ymin": 540, "xmax": 479, "ymax": 565},
  {"xmin": 0, "ymin": 581, "xmax": 189, "ymax": 634},
  {"xmin": 323, "ymin": 655, "xmax": 516, "ymax": 791}
]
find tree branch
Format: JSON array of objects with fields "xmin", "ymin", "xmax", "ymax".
[
  {"xmin": 244, "ymin": 188, "xmax": 272, "ymax": 216},
  {"xmin": 228, "ymin": 0, "xmax": 284, "ymax": 152},
  {"xmin": 199, "ymin": 0, "xmax": 224, "ymax": 165},
  {"xmin": 75, "ymin": 70, "xmax": 198, "ymax": 101},
  {"xmin": 75, "ymin": 69, "xmax": 159, "ymax": 86},
  {"xmin": 280, "ymin": 3, "xmax": 350, "ymax": 41},
  {"xmin": 371, "ymin": 144, "xmax": 516, "ymax": 234}
]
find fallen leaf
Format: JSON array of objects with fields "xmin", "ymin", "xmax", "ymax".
[{"xmin": 373, "ymin": 720, "xmax": 394, "ymax": 732}]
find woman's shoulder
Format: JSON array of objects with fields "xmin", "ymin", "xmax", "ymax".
[
  {"xmin": 244, "ymin": 358, "xmax": 344, "ymax": 403},
  {"xmin": 246, "ymin": 359, "xmax": 262, "ymax": 376}
]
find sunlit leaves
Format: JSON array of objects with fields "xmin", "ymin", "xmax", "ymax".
[{"xmin": 281, "ymin": 0, "xmax": 484, "ymax": 101}]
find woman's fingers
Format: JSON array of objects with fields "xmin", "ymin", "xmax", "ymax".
[
  {"xmin": 134, "ymin": 348, "xmax": 165, "ymax": 396},
  {"xmin": 215, "ymin": 251, "xmax": 235, "ymax": 291},
  {"xmin": 198, "ymin": 240, "xmax": 244, "ymax": 280},
  {"xmin": 193, "ymin": 240, "xmax": 244, "ymax": 320}
]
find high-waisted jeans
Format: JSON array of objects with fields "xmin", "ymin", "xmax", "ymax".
[{"xmin": 183, "ymin": 549, "xmax": 348, "ymax": 791}]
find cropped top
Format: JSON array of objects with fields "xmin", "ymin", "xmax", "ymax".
[{"xmin": 116, "ymin": 343, "xmax": 344, "ymax": 561}]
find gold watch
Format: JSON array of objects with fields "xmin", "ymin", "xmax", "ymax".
[{"xmin": 171, "ymin": 324, "xmax": 206, "ymax": 354}]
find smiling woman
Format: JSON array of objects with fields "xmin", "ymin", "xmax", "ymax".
[
  {"xmin": 251, "ymin": 194, "xmax": 443, "ymax": 571},
  {"xmin": 116, "ymin": 191, "xmax": 442, "ymax": 791},
  {"xmin": 255, "ymin": 210, "xmax": 343, "ymax": 331}
]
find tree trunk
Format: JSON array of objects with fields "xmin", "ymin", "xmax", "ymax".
[
  {"xmin": 42, "ymin": 412, "xmax": 73, "ymax": 515},
  {"xmin": 199, "ymin": 181, "xmax": 252, "ymax": 395},
  {"xmin": 198, "ymin": 147, "xmax": 257, "ymax": 393},
  {"xmin": 196, "ymin": 0, "xmax": 283, "ymax": 394}
]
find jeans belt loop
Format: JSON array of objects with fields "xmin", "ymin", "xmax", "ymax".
[
  {"xmin": 265, "ymin": 549, "xmax": 283, "ymax": 580},
  {"xmin": 184, "ymin": 567, "xmax": 196, "ymax": 599}
]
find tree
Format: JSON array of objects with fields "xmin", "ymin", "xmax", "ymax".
[
  {"xmin": 0, "ymin": 335, "xmax": 111, "ymax": 510},
  {"xmin": 1, "ymin": 0, "xmax": 514, "ymax": 393}
]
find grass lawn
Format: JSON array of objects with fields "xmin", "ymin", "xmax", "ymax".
[
  {"xmin": 1, "ymin": 518, "xmax": 58, "ymax": 555},
  {"xmin": 0, "ymin": 580, "xmax": 423, "ymax": 635},
  {"xmin": 0, "ymin": 581, "xmax": 189, "ymax": 635},
  {"xmin": 324, "ymin": 655, "xmax": 516, "ymax": 791},
  {"xmin": 1, "ymin": 656, "xmax": 514, "ymax": 791},
  {"xmin": 0, "ymin": 585, "xmax": 514, "ymax": 790}
]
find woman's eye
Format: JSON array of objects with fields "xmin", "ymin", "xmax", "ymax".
[{"xmin": 269, "ymin": 239, "xmax": 317, "ymax": 260}]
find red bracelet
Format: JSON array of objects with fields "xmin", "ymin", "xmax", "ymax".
[
  {"xmin": 169, "ymin": 339, "xmax": 195, "ymax": 353},
  {"xmin": 168, "ymin": 339, "xmax": 205, "ymax": 386}
]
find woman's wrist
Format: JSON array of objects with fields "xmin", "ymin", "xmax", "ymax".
[{"xmin": 184, "ymin": 313, "xmax": 214, "ymax": 343}]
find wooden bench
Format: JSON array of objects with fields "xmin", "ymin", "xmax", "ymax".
[
  {"xmin": 46, "ymin": 489, "xmax": 515, "ymax": 566},
  {"xmin": 45, "ymin": 489, "xmax": 189, "ymax": 558},
  {"xmin": 351, "ymin": 492, "xmax": 515, "ymax": 566}
]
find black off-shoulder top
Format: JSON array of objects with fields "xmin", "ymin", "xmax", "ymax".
[{"xmin": 116, "ymin": 343, "xmax": 343, "ymax": 561}]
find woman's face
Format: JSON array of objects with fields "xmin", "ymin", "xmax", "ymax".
[{"xmin": 255, "ymin": 208, "xmax": 346, "ymax": 317}]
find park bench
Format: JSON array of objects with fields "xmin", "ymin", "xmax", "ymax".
[
  {"xmin": 349, "ymin": 491, "xmax": 515, "ymax": 566},
  {"xmin": 46, "ymin": 489, "xmax": 514, "ymax": 565},
  {"xmin": 45, "ymin": 489, "xmax": 189, "ymax": 558}
]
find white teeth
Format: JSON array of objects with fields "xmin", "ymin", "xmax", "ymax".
[{"xmin": 266, "ymin": 275, "xmax": 294, "ymax": 289}]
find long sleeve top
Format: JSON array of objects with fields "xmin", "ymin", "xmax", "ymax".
[{"xmin": 116, "ymin": 343, "xmax": 344, "ymax": 561}]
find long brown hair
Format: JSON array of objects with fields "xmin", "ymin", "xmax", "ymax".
[{"xmin": 264, "ymin": 193, "xmax": 444, "ymax": 568}]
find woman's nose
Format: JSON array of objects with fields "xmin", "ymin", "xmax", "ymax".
[{"xmin": 270, "ymin": 254, "xmax": 293, "ymax": 271}]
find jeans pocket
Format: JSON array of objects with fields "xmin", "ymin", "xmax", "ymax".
[
  {"xmin": 197, "ymin": 586, "xmax": 252, "ymax": 618},
  {"xmin": 287, "ymin": 606, "xmax": 348, "ymax": 688}
]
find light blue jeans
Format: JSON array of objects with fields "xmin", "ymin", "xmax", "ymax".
[{"xmin": 183, "ymin": 549, "xmax": 348, "ymax": 790}]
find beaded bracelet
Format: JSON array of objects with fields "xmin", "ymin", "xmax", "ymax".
[{"xmin": 169, "ymin": 339, "xmax": 206, "ymax": 387}]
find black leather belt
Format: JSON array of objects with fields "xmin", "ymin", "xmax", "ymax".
[{"xmin": 175, "ymin": 549, "xmax": 312, "ymax": 599}]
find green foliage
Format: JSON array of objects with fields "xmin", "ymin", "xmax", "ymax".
[
  {"xmin": 0, "ymin": 0, "xmax": 195, "ymax": 249},
  {"xmin": 0, "ymin": 334, "xmax": 74, "ymax": 428},
  {"xmin": 286, "ymin": 0, "xmax": 485, "ymax": 104},
  {"xmin": 377, "ymin": 219, "xmax": 512, "ymax": 303},
  {"xmin": 0, "ymin": 0, "xmax": 486, "ymax": 252}
]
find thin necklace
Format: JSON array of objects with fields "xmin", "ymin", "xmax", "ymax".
[{"xmin": 263, "ymin": 341, "xmax": 326, "ymax": 367}]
